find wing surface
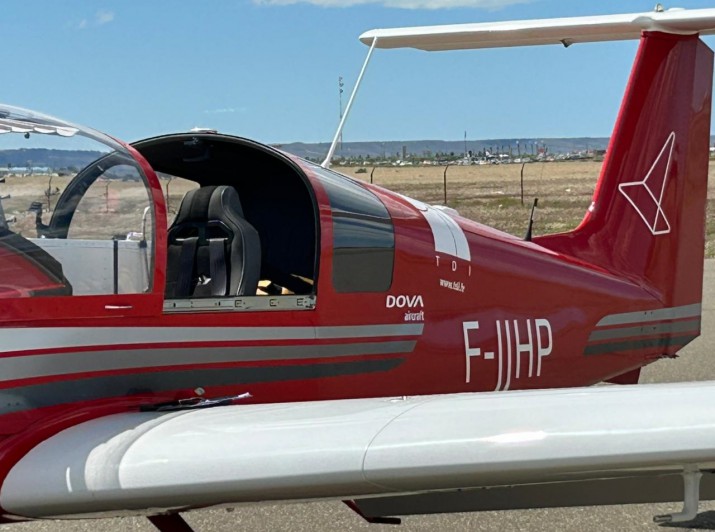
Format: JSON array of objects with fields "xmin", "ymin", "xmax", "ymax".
[
  {"xmin": 359, "ymin": 8, "xmax": 715, "ymax": 50},
  {"xmin": 4, "ymin": 381, "xmax": 715, "ymax": 519}
]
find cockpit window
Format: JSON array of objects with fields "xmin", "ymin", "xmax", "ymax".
[
  {"xmin": 0, "ymin": 105, "xmax": 155, "ymax": 298},
  {"xmin": 133, "ymin": 134, "xmax": 318, "ymax": 303},
  {"xmin": 310, "ymin": 164, "xmax": 394, "ymax": 292},
  {"xmin": 157, "ymin": 173, "xmax": 200, "ymax": 226}
]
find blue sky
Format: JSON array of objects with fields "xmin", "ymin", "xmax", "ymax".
[{"xmin": 3, "ymin": 1, "xmax": 715, "ymax": 144}]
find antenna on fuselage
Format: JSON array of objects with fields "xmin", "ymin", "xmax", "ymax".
[
  {"xmin": 321, "ymin": 38, "xmax": 378, "ymax": 168},
  {"xmin": 524, "ymin": 198, "xmax": 538, "ymax": 241}
]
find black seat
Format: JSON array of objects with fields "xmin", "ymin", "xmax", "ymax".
[{"xmin": 166, "ymin": 186, "xmax": 261, "ymax": 298}]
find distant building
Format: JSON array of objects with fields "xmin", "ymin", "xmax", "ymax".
[{"xmin": 5, "ymin": 166, "xmax": 51, "ymax": 175}]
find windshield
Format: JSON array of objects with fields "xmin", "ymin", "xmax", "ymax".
[
  {"xmin": 0, "ymin": 104, "xmax": 123, "ymax": 150},
  {"xmin": 0, "ymin": 104, "xmax": 156, "ymax": 299}
]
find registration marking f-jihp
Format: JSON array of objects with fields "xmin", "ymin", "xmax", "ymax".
[{"xmin": 464, "ymin": 319, "xmax": 553, "ymax": 390}]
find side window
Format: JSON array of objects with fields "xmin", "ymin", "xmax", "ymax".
[
  {"xmin": 69, "ymin": 164, "xmax": 152, "ymax": 240},
  {"xmin": 160, "ymin": 174, "xmax": 200, "ymax": 227},
  {"xmin": 311, "ymin": 166, "xmax": 394, "ymax": 292},
  {"xmin": 1, "ymin": 153, "xmax": 154, "ymax": 298},
  {"xmin": 60, "ymin": 160, "xmax": 154, "ymax": 295},
  {"xmin": 0, "ymin": 107, "xmax": 157, "ymax": 304}
]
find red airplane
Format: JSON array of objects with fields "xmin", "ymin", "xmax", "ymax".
[{"xmin": 1, "ymin": 7, "xmax": 715, "ymax": 531}]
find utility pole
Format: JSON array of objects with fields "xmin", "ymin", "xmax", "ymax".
[{"xmin": 338, "ymin": 76, "xmax": 344, "ymax": 151}]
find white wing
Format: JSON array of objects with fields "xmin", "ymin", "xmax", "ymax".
[
  {"xmin": 359, "ymin": 8, "xmax": 715, "ymax": 51},
  {"xmin": 3, "ymin": 381, "xmax": 715, "ymax": 520}
]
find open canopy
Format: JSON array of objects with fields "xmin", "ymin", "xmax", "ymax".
[{"xmin": 359, "ymin": 8, "xmax": 715, "ymax": 51}]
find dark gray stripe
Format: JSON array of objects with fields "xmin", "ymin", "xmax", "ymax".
[
  {"xmin": 596, "ymin": 304, "xmax": 701, "ymax": 327},
  {"xmin": 0, "ymin": 341, "xmax": 417, "ymax": 383},
  {"xmin": 0, "ymin": 358, "xmax": 405, "ymax": 415},
  {"xmin": 587, "ymin": 319, "xmax": 701, "ymax": 342},
  {"xmin": 583, "ymin": 335, "xmax": 699, "ymax": 356}
]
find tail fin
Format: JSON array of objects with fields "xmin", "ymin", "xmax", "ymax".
[{"xmin": 536, "ymin": 32, "xmax": 713, "ymax": 308}]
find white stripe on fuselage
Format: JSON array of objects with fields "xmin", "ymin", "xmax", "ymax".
[
  {"xmin": 0, "ymin": 324, "xmax": 424, "ymax": 355},
  {"xmin": 595, "ymin": 303, "xmax": 702, "ymax": 327},
  {"xmin": 400, "ymin": 196, "xmax": 471, "ymax": 261}
]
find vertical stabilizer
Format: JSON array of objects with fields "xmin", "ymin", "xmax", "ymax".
[{"xmin": 536, "ymin": 32, "xmax": 713, "ymax": 308}]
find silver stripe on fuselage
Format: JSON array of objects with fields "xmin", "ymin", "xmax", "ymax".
[
  {"xmin": 0, "ymin": 324, "xmax": 424, "ymax": 355},
  {"xmin": 588, "ymin": 318, "xmax": 701, "ymax": 342},
  {"xmin": 595, "ymin": 303, "xmax": 702, "ymax": 327},
  {"xmin": 0, "ymin": 341, "xmax": 418, "ymax": 383}
]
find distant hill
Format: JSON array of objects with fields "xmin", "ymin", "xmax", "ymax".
[
  {"xmin": 0, "ymin": 149, "xmax": 103, "ymax": 170},
  {"xmin": 2, "ymin": 135, "xmax": 715, "ymax": 168},
  {"xmin": 280, "ymin": 136, "xmax": 715, "ymax": 160},
  {"xmin": 277, "ymin": 137, "xmax": 613, "ymax": 160}
]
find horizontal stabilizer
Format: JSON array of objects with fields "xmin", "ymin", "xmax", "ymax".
[{"xmin": 359, "ymin": 8, "xmax": 715, "ymax": 50}]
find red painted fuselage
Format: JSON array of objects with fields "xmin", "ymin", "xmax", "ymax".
[{"xmin": 0, "ymin": 30, "xmax": 710, "ymax": 522}]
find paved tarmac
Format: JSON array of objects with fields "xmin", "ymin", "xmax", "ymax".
[{"xmin": 9, "ymin": 261, "xmax": 715, "ymax": 531}]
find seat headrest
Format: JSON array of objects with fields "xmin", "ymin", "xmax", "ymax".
[{"xmin": 174, "ymin": 186, "xmax": 245, "ymax": 226}]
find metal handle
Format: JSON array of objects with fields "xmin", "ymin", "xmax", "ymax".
[{"xmin": 104, "ymin": 305, "xmax": 133, "ymax": 310}]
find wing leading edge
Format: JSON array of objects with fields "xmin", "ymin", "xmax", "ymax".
[
  {"xmin": 359, "ymin": 8, "xmax": 715, "ymax": 50},
  {"xmin": 3, "ymin": 381, "xmax": 715, "ymax": 520}
]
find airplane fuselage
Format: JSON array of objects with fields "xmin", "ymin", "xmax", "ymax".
[{"xmin": 0, "ymin": 153, "xmax": 686, "ymax": 445}]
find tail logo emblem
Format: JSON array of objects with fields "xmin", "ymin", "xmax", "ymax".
[{"xmin": 618, "ymin": 132, "xmax": 675, "ymax": 236}]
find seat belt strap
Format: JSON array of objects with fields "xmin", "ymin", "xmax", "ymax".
[
  {"xmin": 175, "ymin": 237, "xmax": 198, "ymax": 297},
  {"xmin": 209, "ymin": 238, "xmax": 228, "ymax": 296}
]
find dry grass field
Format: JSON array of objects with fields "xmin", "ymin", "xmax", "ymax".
[
  {"xmin": 338, "ymin": 160, "xmax": 715, "ymax": 258},
  {"xmin": 1, "ymin": 175, "xmax": 155, "ymax": 240}
]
